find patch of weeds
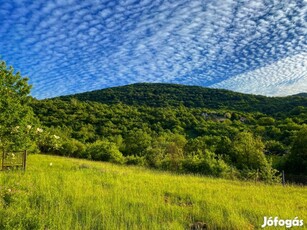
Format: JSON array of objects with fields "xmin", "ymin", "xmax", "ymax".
[
  {"xmin": 0, "ymin": 187, "xmax": 15, "ymax": 208},
  {"xmin": 78, "ymin": 164, "xmax": 91, "ymax": 169},
  {"xmin": 164, "ymin": 192, "xmax": 193, "ymax": 207},
  {"xmin": 189, "ymin": 221, "xmax": 208, "ymax": 230}
]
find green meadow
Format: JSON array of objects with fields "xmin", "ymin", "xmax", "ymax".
[{"xmin": 0, "ymin": 154, "xmax": 306, "ymax": 230}]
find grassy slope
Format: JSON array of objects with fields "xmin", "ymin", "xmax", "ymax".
[{"xmin": 1, "ymin": 155, "xmax": 306, "ymax": 230}]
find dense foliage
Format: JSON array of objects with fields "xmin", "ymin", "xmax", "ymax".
[
  {"xmin": 31, "ymin": 87, "xmax": 307, "ymax": 182},
  {"xmin": 58, "ymin": 83, "xmax": 307, "ymax": 116},
  {"xmin": 0, "ymin": 61, "xmax": 38, "ymax": 151}
]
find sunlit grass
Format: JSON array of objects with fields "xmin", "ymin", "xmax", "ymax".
[{"xmin": 0, "ymin": 154, "xmax": 306, "ymax": 229}]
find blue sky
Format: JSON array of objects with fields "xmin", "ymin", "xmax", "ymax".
[{"xmin": 0, "ymin": 0, "xmax": 306, "ymax": 99}]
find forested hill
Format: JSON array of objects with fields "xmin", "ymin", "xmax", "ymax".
[
  {"xmin": 57, "ymin": 83, "xmax": 307, "ymax": 115},
  {"xmin": 294, "ymin": 93, "xmax": 307, "ymax": 97}
]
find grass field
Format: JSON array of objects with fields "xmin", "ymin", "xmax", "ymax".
[{"xmin": 0, "ymin": 154, "xmax": 306, "ymax": 229}]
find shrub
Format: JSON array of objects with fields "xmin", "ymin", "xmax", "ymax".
[
  {"xmin": 37, "ymin": 131, "xmax": 62, "ymax": 154},
  {"xmin": 59, "ymin": 139, "xmax": 86, "ymax": 158},
  {"xmin": 182, "ymin": 152, "xmax": 234, "ymax": 178},
  {"xmin": 86, "ymin": 140, "xmax": 124, "ymax": 164},
  {"xmin": 125, "ymin": 155, "xmax": 146, "ymax": 166}
]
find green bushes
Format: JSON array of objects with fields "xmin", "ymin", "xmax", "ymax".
[
  {"xmin": 125, "ymin": 155, "xmax": 146, "ymax": 166},
  {"xmin": 60, "ymin": 139, "xmax": 86, "ymax": 158},
  {"xmin": 36, "ymin": 128, "xmax": 282, "ymax": 182},
  {"xmin": 86, "ymin": 140, "xmax": 125, "ymax": 164}
]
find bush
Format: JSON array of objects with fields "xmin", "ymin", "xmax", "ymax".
[
  {"xmin": 125, "ymin": 155, "xmax": 146, "ymax": 166},
  {"xmin": 37, "ymin": 131, "xmax": 62, "ymax": 154},
  {"xmin": 182, "ymin": 152, "xmax": 235, "ymax": 178},
  {"xmin": 144, "ymin": 147, "xmax": 164, "ymax": 168},
  {"xmin": 59, "ymin": 139, "xmax": 86, "ymax": 158},
  {"xmin": 86, "ymin": 140, "xmax": 124, "ymax": 164}
]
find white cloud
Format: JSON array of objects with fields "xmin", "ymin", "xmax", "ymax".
[
  {"xmin": 211, "ymin": 53, "xmax": 307, "ymax": 96},
  {"xmin": 0, "ymin": 0, "xmax": 306, "ymax": 98}
]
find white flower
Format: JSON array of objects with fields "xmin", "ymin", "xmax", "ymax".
[
  {"xmin": 36, "ymin": 128, "xmax": 43, "ymax": 133},
  {"xmin": 27, "ymin": 125, "xmax": 32, "ymax": 130},
  {"xmin": 53, "ymin": 135, "xmax": 60, "ymax": 139},
  {"xmin": 12, "ymin": 126, "xmax": 20, "ymax": 132}
]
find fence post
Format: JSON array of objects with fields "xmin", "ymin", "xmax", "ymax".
[
  {"xmin": 1, "ymin": 149, "xmax": 4, "ymax": 170},
  {"xmin": 23, "ymin": 150, "xmax": 27, "ymax": 171},
  {"xmin": 282, "ymin": 170, "xmax": 285, "ymax": 186}
]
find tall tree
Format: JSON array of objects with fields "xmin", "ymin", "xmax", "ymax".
[{"xmin": 0, "ymin": 61, "xmax": 37, "ymax": 150}]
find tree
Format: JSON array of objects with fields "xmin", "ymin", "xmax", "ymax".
[
  {"xmin": 123, "ymin": 129, "xmax": 152, "ymax": 156},
  {"xmin": 0, "ymin": 61, "xmax": 37, "ymax": 150},
  {"xmin": 231, "ymin": 132, "xmax": 268, "ymax": 170},
  {"xmin": 286, "ymin": 126, "xmax": 307, "ymax": 174}
]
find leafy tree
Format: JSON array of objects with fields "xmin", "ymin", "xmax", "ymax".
[
  {"xmin": 265, "ymin": 140, "xmax": 287, "ymax": 155},
  {"xmin": 286, "ymin": 126, "xmax": 307, "ymax": 174},
  {"xmin": 231, "ymin": 132, "xmax": 268, "ymax": 170},
  {"xmin": 123, "ymin": 129, "xmax": 152, "ymax": 156},
  {"xmin": 0, "ymin": 61, "xmax": 38, "ymax": 150},
  {"xmin": 164, "ymin": 134, "xmax": 187, "ymax": 170},
  {"xmin": 258, "ymin": 117, "xmax": 275, "ymax": 126}
]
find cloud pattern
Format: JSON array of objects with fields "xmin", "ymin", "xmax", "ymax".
[
  {"xmin": 212, "ymin": 52, "xmax": 307, "ymax": 96},
  {"xmin": 0, "ymin": 0, "xmax": 306, "ymax": 98}
]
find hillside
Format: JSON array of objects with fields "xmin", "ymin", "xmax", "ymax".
[
  {"xmin": 294, "ymin": 93, "xmax": 307, "ymax": 97},
  {"xmin": 0, "ymin": 154, "xmax": 306, "ymax": 229},
  {"xmin": 57, "ymin": 83, "xmax": 307, "ymax": 115},
  {"xmin": 30, "ymin": 83, "xmax": 307, "ymax": 179}
]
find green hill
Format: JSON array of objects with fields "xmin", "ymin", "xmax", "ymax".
[
  {"xmin": 29, "ymin": 83, "xmax": 307, "ymax": 179},
  {"xmin": 57, "ymin": 83, "xmax": 307, "ymax": 115},
  {"xmin": 294, "ymin": 92, "xmax": 307, "ymax": 97}
]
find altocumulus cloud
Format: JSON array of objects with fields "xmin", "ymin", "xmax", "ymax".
[
  {"xmin": 212, "ymin": 53, "xmax": 307, "ymax": 96},
  {"xmin": 0, "ymin": 0, "xmax": 306, "ymax": 98}
]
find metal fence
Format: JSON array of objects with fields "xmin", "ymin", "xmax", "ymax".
[{"xmin": 0, "ymin": 150, "xmax": 27, "ymax": 171}]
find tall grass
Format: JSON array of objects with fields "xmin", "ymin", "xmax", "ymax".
[{"xmin": 0, "ymin": 154, "xmax": 306, "ymax": 229}]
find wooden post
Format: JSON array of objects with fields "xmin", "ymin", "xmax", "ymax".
[
  {"xmin": 1, "ymin": 149, "xmax": 4, "ymax": 171},
  {"xmin": 282, "ymin": 170, "xmax": 285, "ymax": 186},
  {"xmin": 23, "ymin": 150, "xmax": 27, "ymax": 171}
]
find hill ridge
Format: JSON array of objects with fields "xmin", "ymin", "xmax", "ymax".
[{"xmin": 56, "ymin": 83, "xmax": 307, "ymax": 115}]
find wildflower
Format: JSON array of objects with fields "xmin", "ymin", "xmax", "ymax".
[
  {"xmin": 36, "ymin": 128, "xmax": 43, "ymax": 133},
  {"xmin": 7, "ymin": 189, "xmax": 11, "ymax": 193},
  {"xmin": 53, "ymin": 135, "xmax": 60, "ymax": 139},
  {"xmin": 27, "ymin": 125, "xmax": 32, "ymax": 130},
  {"xmin": 12, "ymin": 126, "xmax": 20, "ymax": 133},
  {"xmin": 49, "ymin": 162, "xmax": 53, "ymax": 166}
]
